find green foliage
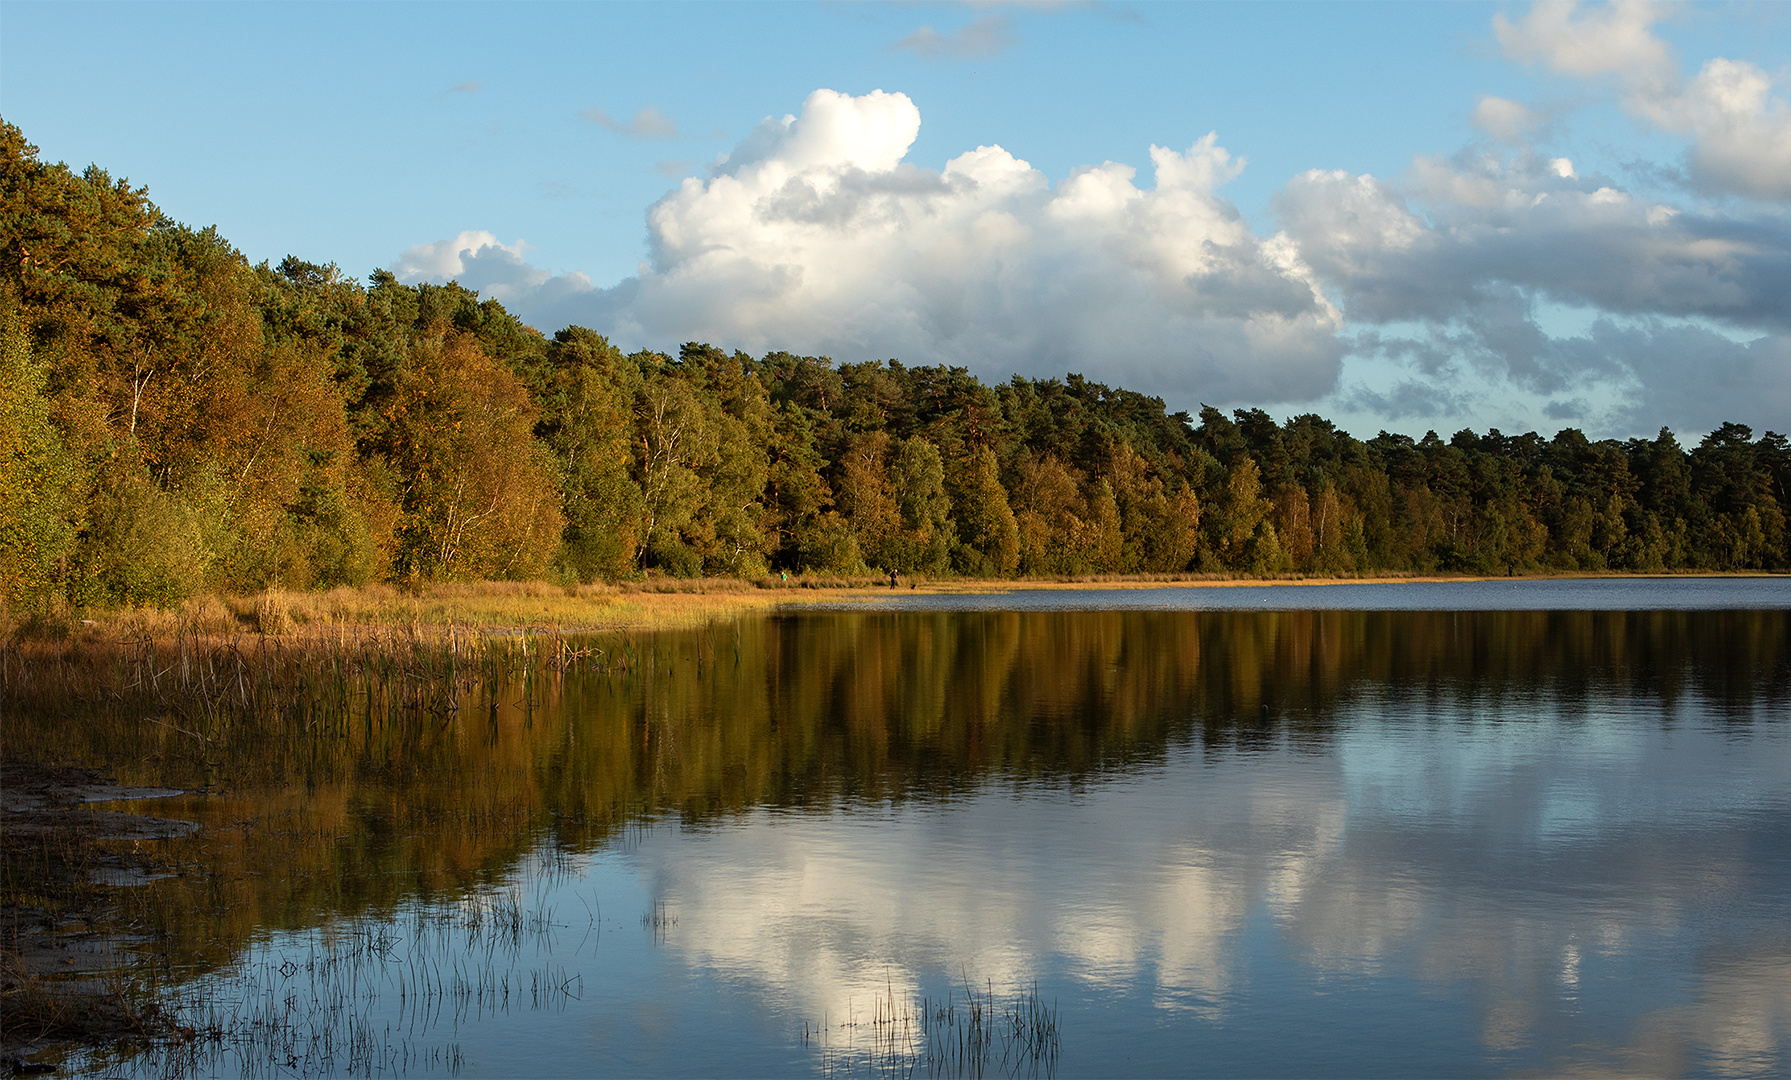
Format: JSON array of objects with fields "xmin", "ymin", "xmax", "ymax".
[
  {"xmin": 633, "ymin": 368, "xmax": 714, "ymax": 576},
  {"xmin": 948, "ymin": 445, "xmax": 1019, "ymax": 577},
  {"xmin": 70, "ymin": 459, "xmax": 217, "ymax": 607},
  {"xmin": 0, "ymin": 293, "xmax": 78, "ymax": 606},
  {"xmin": 3, "ymin": 115, "xmax": 1787, "ymax": 605},
  {"xmin": 887, "ymin": 436, "xmax": 955, "ymax": 574},
  {"xmin": 540, "ymin": 328, "xmax": 642, "ymax": 582},
  {"xmin": 1107, "ymin": 444, "xmax": 1199, "ymax": 573}
]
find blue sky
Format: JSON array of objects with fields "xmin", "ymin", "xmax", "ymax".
[{"xmin": 4, "ymin": 1, "xmax": 1788, "ymax": 440}]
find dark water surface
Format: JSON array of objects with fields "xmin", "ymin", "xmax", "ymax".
[
  {"xmin": 72, "ymin": 581, "xmax": 1790, "ymax": 1078},
  {"xmin": 802, "ymin": 574, "xmax": 1791, "ymax": 612}
]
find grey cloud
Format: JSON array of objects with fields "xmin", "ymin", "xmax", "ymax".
[
  {"xmin": 1543, "ymin": 397, "xmax": 1589, "ymax": 421},
  {"xmin": 755, "ymin": 166, "xmax": 957, "ymax": 229},
  {"xmin": 892, "ymin": 15, "xmax": 1017, "ymax": 59},
  {"xmin": 1452, "ymin": 285, "xmax": 1631, "ymax": 393},
  {"xmin": 1276, "ymin": 153, "xmax": 1791, "ymax": 334},
  {"xmin": 442, "ymin": 245, "xmax": 579, "ymax": 308},
  {"xmin": 1181, "ymin": 244, "xmax": 1331, "ymax": 322},
  {"xmin": 448, "ymin": 80, "xmax": 484, "ymax": 94},
  {"xmin": 1315, "ymin": 158, "xmax": 1791, "ymax": 437},
  {"xmin": 1337, "ymin": 378, "xmax": 1474, "ymax": 423},
  {"xmin": 582, "ymin": 105, "xmax": 681, "ymax": 140},
  {"xmin": 1595, "ymin": 320, "xmax": 1791, "ymax": 436},
  {"xmin": 1353, "ymin": 330, "xmax": 1458, "ymax": 378},
  {"xmin": 1342, "ymin": 315, "xmax": 1789, "ymax": 439}
]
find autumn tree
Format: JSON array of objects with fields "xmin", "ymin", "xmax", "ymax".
[
  {"xmin": 835, "ymin": 431, "xmax": 901, "ymax": 570},
  {"xmin": 380, "ymin": 328, "xmax": 563, "ymax": 581}
]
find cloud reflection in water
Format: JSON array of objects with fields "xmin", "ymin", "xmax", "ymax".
[{"xmin": 621, "ymin": 681, "xmax": 1788, "ymax": 1075}]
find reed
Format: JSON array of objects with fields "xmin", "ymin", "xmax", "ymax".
[
  {"xmin": 0, "ymin": 575, "xmax": 897, "ymax": 654},
  {"xmin": 65, "ymin": 883, "xmax": 579, "ymax": 1078},
  {"xmin": 0, "ymin": 955, "xmax": 174, "ymax": 1052},
  {"xmin": 2, "ymin": 616, "xmax": 636, "ymax": 732},
  {"xmin": 0, "ymin": 614, "xmax": 629, "ymax": 1070},
  {"xmin": 806, "ymin": 977, "xmax": 1061, "ymax": 1079}
]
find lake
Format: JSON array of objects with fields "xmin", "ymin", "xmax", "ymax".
[{"xmin": 74, "ymin": 579, "xmax": 1791, "ymax": 1078}]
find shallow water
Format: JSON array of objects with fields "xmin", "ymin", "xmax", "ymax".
[{"xmin": 71, "ymin": 583, "xmax": 1791, "ymax": 1078}]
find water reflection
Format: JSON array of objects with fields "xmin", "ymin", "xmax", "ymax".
[
  {"xmin": 624, "ymin": 689, "xmax": 1787, "ymax": 1075},
  {"xmin": 36, "ymin": 604, "xmax": 1790, "ymax": 1076}
]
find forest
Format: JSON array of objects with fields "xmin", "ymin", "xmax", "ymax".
[{"xmin": 3, "ymin": 119, "xmax": 1787, "ymax": 611}]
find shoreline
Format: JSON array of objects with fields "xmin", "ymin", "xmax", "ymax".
[
  {"xmin": 1, "ymin": 763, "xmax": 194, "ymax": 1071},
  {"xmin": 2, "ymin": 571, "xmax": 1782, "ymax": 1069},
  {"xmin": 6, "ymin": 570, "xmax": 1783, "ymax": 644}
]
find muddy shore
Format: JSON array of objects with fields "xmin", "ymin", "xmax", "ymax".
[{"xmin": 1, "ymin": 761, "xmax": 199, "ymax": 1073}]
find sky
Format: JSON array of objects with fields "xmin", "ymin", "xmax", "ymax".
[{"xmin": 3, "ymin": 1, "xmax": 1788, "ymax": 442}]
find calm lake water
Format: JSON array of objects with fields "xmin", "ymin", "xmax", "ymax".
[
  {"xmin": 77, "ymin": 579, "xmax": 1791, "ymax": 1078},
  {"xmin": 813, "ymin": 575, "xmax": 1791, "ymax": 611}
]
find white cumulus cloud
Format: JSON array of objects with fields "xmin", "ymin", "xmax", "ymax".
[
  {"xmin": 1496, "ymin": 0, "xmax": 1791, "ymax": 201},
  {"xmin": 395, "ymin": 231, "xmax": 593, "ymax": 310},
  {"xmin": 1493, "ymin": 0, "xmax": 1676, "ymax": 88},
  {"xmin": 395, "ymin": 230, "xmax": 526, "ymax": 281},
  {"xmin": 403, "ymin": 88, "xmax": 1345, "ymax": 406},
  {"xmin": 1673, "ymin": 59, "xmax": 1791, "ymax": 200},
  {"xmin": 396, "ymin": 67, "xmax": 1790, "ymax": 438}
]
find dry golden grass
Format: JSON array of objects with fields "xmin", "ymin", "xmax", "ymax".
[
  {"xmin": 9, "ymin": 567, "xmax": 1772, "ymax": 646},
  {"xmin": 9, "ymin": 573, "xmax": 1264, "ymax": 642},
  {"xmin": 5, "ymin": 576, "xmax": 881, "ymax": 644},
  {"xmin": 252, "ymin": 577, "xmax": 890, "ymax": 635}
]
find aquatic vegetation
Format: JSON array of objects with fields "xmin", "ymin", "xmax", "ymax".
[
  {"xmin": 71, "ymin": 884, "xmax": 579, "ymax": 1078},
  {"xmin": 806, "ymin": 978, "xmax": 1061, "ymax": 1079}
]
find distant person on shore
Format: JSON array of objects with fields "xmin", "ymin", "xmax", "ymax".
[{"xmin": 889, "ymin": 569, "xmax": 900, "ymax": 589}]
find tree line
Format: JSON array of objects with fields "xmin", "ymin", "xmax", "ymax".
[{"xmin": 3, "ymin": 121, "xmax": 1786, "ymax": 609}]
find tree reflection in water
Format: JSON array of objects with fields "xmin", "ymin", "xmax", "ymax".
[{"xmin": 12, "ymin": 606, "xmax": 1787, "ymax": 1076}]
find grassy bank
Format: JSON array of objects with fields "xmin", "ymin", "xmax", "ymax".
[
  {"xmin": 7, "ymin": 577, "xmax": 853, "ymax": 644},
  {"xmin": 8, "ymin": 567, "xmax": 1767, "ymax": 762},
  {"xmin": 14, "ymin": 567, "xmax": 1770, "ymax": 647}
]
